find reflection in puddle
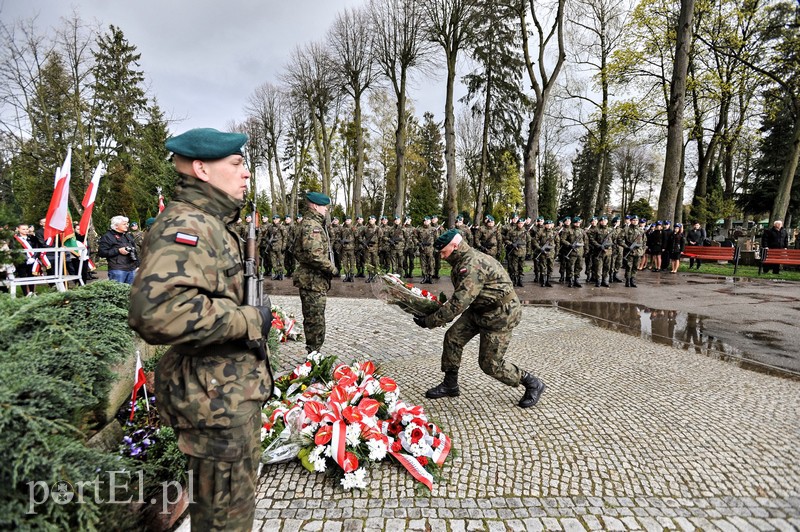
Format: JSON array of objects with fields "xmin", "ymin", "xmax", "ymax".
[{"xmin": 522, "ymin": 300, "xmax": 799, "ymax": 379}]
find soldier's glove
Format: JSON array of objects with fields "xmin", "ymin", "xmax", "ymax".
[
  {"xmin": 413, "ymin": 315, "xmax": 428, "ymax": 328},
  {"xmin": 255, "ymin": 301, "xmax": 273, "ymax": 339},
  {"xmin": 329, "ymin": 266, "xmax": 339, "ymax": 277}
]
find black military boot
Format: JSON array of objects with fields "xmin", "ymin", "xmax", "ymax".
[
  {"xmin": 559, "ymin": 272, "xmax": 565, "ymax": 284},
  {"xmin": 625, "ymin": 278, "xmax": 630, "ymax": 287},
  {"xmin": 600, "ymin": 276, "xmax": 610, "ymax": 287},
  {"xmin": 573, "ymin": 277, "xmax": 582, "ymax": 288},
  {"xmin": 519, "ymin": 372, "xmax": 546, "ymax": 408},
  {"xmin": 278, "ymin": 274, "xmax": 284, "ymax": 281},
  {"xmin": 540, "ymin": 275, "xmax": 546, "ymax": 287},
  {"xmin": 366, "ymin": 274, "xmax": 372, "ymax": 283},
  {"xmin": 544, "ymin": 275, "xmax": 553, "ymax": 287},
  {"xmin": 612, "ymin": 272, "xmax": 622, "ymax": 283},
  {"xmin": 516, "ymin": 276, "xmax": 523, "ymax": 287},
  {"xmin": 567, "ymin": 277, "xmax": 573, "ymax": 287},
  {"xmin": 425, "ymin": 371, "xmax": 460, "ymax": 399},
  {"xmin": 630, "ymin": 278, "xmax": 637, "ymax": 288},
  {"xmin": 595, "ymin": 277, "xmax": 601, "ymax": 287}
]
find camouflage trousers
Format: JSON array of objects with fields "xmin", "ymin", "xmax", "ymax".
[
  {"xmin": 270, "ymin": 249, "xmax": 284, "ymax": 275},
  {"xmin": 341, "ymin": 249, "xmax": 356, "ymax": 275},
  {"xmin": 536, "ymin": 253, "xmax": 554, "ymax": 276},
  {"xmin": 584, "ymin": 252, "xmax": 596, "ymax": 278},
  {"xmin": 623, "ymin": 253, "xmax": 640, "ymax": 280},
  {"xmin": 441, "ymin": 304, "xmax": 523, "ymax": 387},
  {"xmin": 180, "ymin": 414, "xmax": 260, "ymax": 531},
  {"xmin": 389, "ymin": 249, "xmax": 404, "ymax": 274},
  {"xmin": 403, "ymin": 251, "xmax": 415, "ymax": 275},
  {"xmin": 434, "ymin": 253, "xmax": 441, "ymax": 277},
  {"xmin": 594, "ymin": 252, "xmax": 612, "ymax": 280},
  {"xmin": 566, "ymin": 251, "xmax": 584, "ymax": 278},
  {"xmin": 507, "ymin": 254, "xmax": 525, "ymax": 279},
  {"xmin": 356, "ymin": 248, "xmax": 365, "ymax": 274},
  {"xmin": 613, "ymin": 246, "xmax": 623, "ymax": 272},
  {"xmin": 419, "ymin": 248, "xmax": 434, "ymax": 277},
  {"xmin": 364, "ymin": 248, "xmax": 379, "ymax": 274},
  {"xmin": 299, "ymin": 288, "xmax": 327, "ymax": 352}
]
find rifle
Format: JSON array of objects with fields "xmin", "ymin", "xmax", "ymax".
[
  {"xmin": 243, "ymin": 201, "xmax": 274, "ymax": 384},
  {"xmin": 622, "ymin": 229, "xmax": 644, "ymax": 261}
]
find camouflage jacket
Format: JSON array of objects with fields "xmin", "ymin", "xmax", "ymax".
[
  {"xmin": 293, "ymin": 210, "xmax": 336, "ymax": 292},
  {"xmin": 416, "ymin": 226, "xmax": 437, "ymax": 250},
  {"xmin": 359, "ymin": 224, "xmax": 381, "ymax": 249},
  {"xmin": 590, "ymin": 225, "xmax": 614, "ymax": 255},
  {"xmin": 264, "ymin": 223, "xmax": 285, "ymax": 251},
  {"xmin": 504, "ymin": 226, "xmax": 529, "ymax": 257},
  {"xmin": 425, "ymin": 242, "xmax": 519, "ymax": 329},
  {"xmin": 339, "ymin": 225, "xmax": 357, "ymax": 252},
  {"xmin": 384, "ymin": 224, "xmax": 406, "ymax": 250},
  {"xmin": 619, "ymin": 225, "xmax": 645, "ymax": 256},
  {"xmin": 403, "ymin": 225, "xmax": 417, "ymax": 252},
  {"xmin": 128, "ymin": 174, "xmax": 270, "ymax": 432},
  {"xmin": 561, "ymin": 226, "xmax": 587, "ymax": 252},
  {"xmin": 535, "ymin": 228, "xmax": 558, "ymax": 256}
]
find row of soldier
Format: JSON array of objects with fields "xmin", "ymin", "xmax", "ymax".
[{"xmin": 240, "ymin": 210, "xmax": 652, "ymax": 289}]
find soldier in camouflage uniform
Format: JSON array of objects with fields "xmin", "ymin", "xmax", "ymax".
[
  {"xmin": 431, "ymin": 214, "xmax": 443, "ymax": 279},
  {"xmin": 129, "ymin": 128, "xmax": 273, "ymax": 532},
  {"xmin": 416, "ymin": 216, "xmax": 437, "ymax": 284},
  {"xmin": 557, "ymin": 217, "xmax": 571, "ymax": 283},
  {"xmin": 618, "ymin": 213, "xmax": 645, "ymax": 287},
  {"xmin": 294, "ymin": 192, "xmax": 337, "ymax": 352},
  {"xmin": 528, "ymin": 217, "xmax": 544, "ymax": 282},
  {"xmin": 610, "ymin": 216, "xmax": 624, "ymax": 282},
  {"xmin": 402, "ymin": 216, "xmax": 417, "ymax": 278},
  {"xmin": 414, "ymin": 229, "xmax": 546, "ymax": 409},
  {"xmin": 360, "ymin": 214, "xmax": 381, "ymax": 282},
  {"xmin": 329, "ymin": 217, "xmax": 342, "ymax": 273},
  {"xmin": 267, "ymin": 214, "xmax": 286, "ymax": 280},
  {"xmin": 339, "ymin": 215, "xmax": 357, "ymax": 282},
  {"xmin": 504, "ymin": 218, "xmax": 529, "ymax": 287},
  {"xmin": 561, "ymin": 216, "xmax": 586, "ymax": 288},
  {"xmin": 378, "ymin": 216, "xmax": 390, "ymax": 270},
  {"xmin": 385, "ymin": 216, "xmax": 406, "ymax": 274},
  {"xmin": 354, "ymin": 214, "xmax": 366, "ymax": 277},
  {"xmin": 283, "ymin": 215, "xmax": 295, "ymax": 277},
  {"xmin": 584, "ymin": 216, "xmax": 599, "ymax": 283},
  {"xmin": 589, "ymin": 216, "xmax": 613, "ymax": 287},
  {"xmin": 453, "ymin": 215, "xmax": 472, "ymax": 246},
  {"xmin": 475, "ymin": 215, "xmax": 499, "ymax": 259},
  {"xmin": 128, "ymin": 221, "xmax": 145, "ymax": 258},
  {"xmin": 535, "ymin": 219, "xmax": 557, "ymax": 287}
]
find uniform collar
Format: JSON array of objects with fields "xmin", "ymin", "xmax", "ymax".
[
  {"xmin": 306, "ymin": 210, "xmax": 326, "ymax": 225},
  {"xmin": 173, "ymin": 173, "xmax": 244, "ymax": 224},
  {"xmin": 445, "ymin": 241, "xmax": 471, "ymax": 266}
]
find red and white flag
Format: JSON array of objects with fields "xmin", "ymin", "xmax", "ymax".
[
  {"xmin": 78, "ymin": 161, "xmax": 105, "ymax": 236},
  {"xmin": 44, "ymin": 147, "xmax": 72, "ymax": 242},
  {"xmin": 158, "ymin": 193, "xmax": 165, "ymax": 213},
  {"xmin": 129, "ymin": 351, "xmax": 150, "ymax": 420}
]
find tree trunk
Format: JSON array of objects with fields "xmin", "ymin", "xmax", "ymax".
[
  {"xmin": 475, "ymin": 68, "xmax": 493, "ymax": 225},
  {"xmin": 444, "ymin": 53, "xmax": 458, "ymax": 227},
  {"xmin": 393, "ymin": 76, "xmax": 408, "ymax": 218},
  {"xmin": 657, "ymin": 0, "xmax": 695, "ymax": 222},
  {"xmin": 523, "ymin": 100, "xmax": 545, "ymax": 219},
  {"xmin": 353, "ymin": 96, "xmax": 364, "ymax": 218},
  {"xmin": 272, "ymin": 142, "xmax": 288, "ymax": 216},
  {"xmin": 772, "ymin": 99, "xmax": 800, "ymax": 222}
]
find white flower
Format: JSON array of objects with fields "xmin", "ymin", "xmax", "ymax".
[
  {"xmin": 385, "ymin": 392, "xmax": 399, "ymax": 410},
  {"xmin": 260, "ymin": 427, "xmax": 268, "ymax": 441},
  {"xmin": 325, "ymin": 445, "xmax": 333, "ymax": 457},
  {"xmin": 300, "ymin": 423, "xmax": 319, "ymax": 439},
  {"xmin": 367, "ymin": 439, "xmax": 388, "ymax": 461},
  {"xmin": 313, "ymin": 457, "xmax": 327, "ymax": 472},
  {"xmin": 346, "ymin": 423, "xmax": 362, "ymax": 446},
  {"xmin": 408, "ymin": 442, "xmax": 430, "ymax": 457},
  {"xmin": 309, "ymin": 445, "xmax": 326, "ymax": 461},
  {"xmin": 296, "ymin": 361, "xmax": 312, "ymax": 377},
  {"xmin": 365, "ymin": 379, "xmax": 380, "ymax": 396},
  {"xmin": 340, "ymin": 468, "xmax": 368, "ymax": 490}
]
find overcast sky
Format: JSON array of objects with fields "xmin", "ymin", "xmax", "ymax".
[{"xmin": 1, "ymin": 0, "xmax": 454, "ymax": 134}]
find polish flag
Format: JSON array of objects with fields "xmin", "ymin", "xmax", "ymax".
[
  {"xmin": 44, "ymin": 147, "xmax": 72, "ymax": 242},
  {"xmin": 78, "ymin": 161, "xmax": 105, "ymax": 236},
  {"xmin": 158, "ymin": 193, "xmax": 165, "ymax": 213},
  {"xmin": 129, "ymin": 351, "xmax": 150, "ymax": 420}
]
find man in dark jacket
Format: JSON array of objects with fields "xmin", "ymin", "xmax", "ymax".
[
  {"xmin": 98, "ymin": 216, "xmax": 138, "ymax": 284},
  {"xmin": 686, "ymin": 221, "xmax": 707, "ymax": 269},
  {"xmin": 761, "ymin": 220, "xmax": 789, "ymax": 274}
]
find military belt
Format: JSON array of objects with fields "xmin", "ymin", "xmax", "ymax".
[
  {"xmin": 470, "ymin": 290, "xmax": 518, "ymax": 312},
  {"xmin": 173, "ymin": 341, "xmax": 254, "ymax": 358}
]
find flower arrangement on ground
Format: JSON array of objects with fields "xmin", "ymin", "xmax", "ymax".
[
  {"xmin": 271, "ymin": 304, "xmax": 302, "ymax": 343},
  {"xmin": 261, "ymin": 351, "xmax": 452, "ymax": 490},
  {"xmin": 373, "ymin": 273, "xmax": 443, "ymax": 317}
]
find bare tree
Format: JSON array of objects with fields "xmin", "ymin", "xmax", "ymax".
[
  {"xmin": 247, "ymin": 82, "xmax": 288, "ymax": 215},
  {"xmin": 520, "ymin": 0, "xmax": 567, "ymax": 219},
  {"xmin": 423, "ymin": 0, "xmax": 477, "ymax": 225},
  {"xmin": 328, "ymin": 6, "xmax": 377, "ymax": 217},
  {"xmin": 369, "ymin": 0, "xmax": 431, "ymax": 218},
  {"xmin": 283, "ymin": 41, "xmax": 342, "ymax": 196}
]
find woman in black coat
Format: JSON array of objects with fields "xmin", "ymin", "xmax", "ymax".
[
  {"xmin": 669, "ymin": 224, "xmax": 686, "ymax": 273},
  {"xmin": 647, "ymin": 221, "xmax": 664, "ymax": 271}
]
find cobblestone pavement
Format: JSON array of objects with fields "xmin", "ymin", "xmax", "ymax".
[{"xmin": 253, "ymin": 296, "xmax": 800, "ymax": 532}]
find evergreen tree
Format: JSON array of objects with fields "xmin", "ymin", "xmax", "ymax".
[
  {"xmin": 561, "ymin": 135, "xmax": 600, "ymax": 217},
  {"xmin": 91, "ymin": 25, "xmax": 147, "ymax": 220},
  {"xmin": 129, "ymin": 101, "xmax": 176, "ymax": 225},
  {"xmin": 538, "ymin": 150, "xmax": 561, "ymax": 221}
]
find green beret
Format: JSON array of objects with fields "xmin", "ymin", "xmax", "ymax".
[
  {"xmin": 456, "ymin": 215, "xmax": 464, "ymax": 222},
  {"xmin": 545, "ymin": 219, "xmax": 554, "ymax": 224},
  {"xmin": 611, "ymin": 216, "xmax": 619, "ymax": 222},
  {"xmin": 306, "ymin": 191, "xmax": 331, "ymax": 206},
  {"xmin": 381, "ymin": 215, "xmax": 387, "ymax": 220},
  {"xmin": 485, "ymin": 215, "xmax": 495, "ymax": 222},
  {"xmin": 394, "ymin": 215, "xmax": 401, "ymax": 220},
  {"xmin": 145, "ymin": 217, "xmax": 156, "ymax": 228},
  {"xmin": 345, "ymin": 214, "xmax": 352, "ymax": 220},
  {"xmin": 536, "ymin": 216, "xmax": 544, "ymax": 221},
  {"xmin": 424, "ymin": 216, "xmax": 431, "ymax": 221},
  {"xmin": 573, "ymin": 216, "xmax": 582, "ymax": 222},
  {"xmin": 130, "ymin": 221, "xmax": 139, "ymax": 226},
  {"xmin": 165, "ymin": 128, "xmax": 247, "ymax": 160},
  {"xmin": 563, "ymin": 216, "xmax": 572, "ymax": 222},
  {"xmin": 369, "ymin": 214, "xmax": 376, "ymax": 220},
  {"xmin": 434, "ymin": 228, "xmax": 460, "ymax": 251},
  {"xmin": 516, "ymin": 218, "xmax": 525, "ymax": 224},
  {"xmin": 630, "ymin": 214, "xmax": 639, "ymax": 220},
  {"xmin": 599, "ymin": 216, "xmax": 608, "ymax": 221},
  {"xmin": 273, "ymin": 214, "xmax": 280, "ymax": 219}
]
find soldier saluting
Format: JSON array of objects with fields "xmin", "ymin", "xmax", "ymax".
[
  {"xmin": 128, "ymin": 128, "xmax": 273, "ymax": 531},
  {"xmin": 413, "ymin": 229, "xmax": 546, "ymax": 409}
]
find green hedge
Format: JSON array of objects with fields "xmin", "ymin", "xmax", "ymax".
[{"xmin": 0, "ymin": 282, "xmax": 139, "ymax": 530}]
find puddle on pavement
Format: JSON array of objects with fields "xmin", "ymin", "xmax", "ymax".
[{"xmin": 522, "ymin": 300, "xmax": 799, "ymax": 379}]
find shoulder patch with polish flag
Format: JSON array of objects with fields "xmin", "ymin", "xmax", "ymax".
[
  {"xmin": 459, "ymin": 268, "xmax": 468, "ymax": 274},
  {"xmin": 175, "ymin": 232, "xmax": 199, "ymax": 246}
]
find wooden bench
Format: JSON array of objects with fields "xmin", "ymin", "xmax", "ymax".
[
  {"xmin": 682, "ymin": 245, "xmax": 741, "ymax": 275},
  {"xmin": 759, "ymin": 248, "xmax": 800, "ymax": 274}
]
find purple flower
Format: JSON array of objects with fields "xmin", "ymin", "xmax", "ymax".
[{"xmin": 123, "ymin": 436, "xmax": 132, "ymax": 444}]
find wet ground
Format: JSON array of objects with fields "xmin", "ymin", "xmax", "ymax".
[{"xmin": 261, "ymin": 270, "xmax": 800, "ymax": 378}]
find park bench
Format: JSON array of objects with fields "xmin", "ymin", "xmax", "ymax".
[
  {"xmin": 682, "ymin": 245, "xmax": 741, "ymax": 275},
  {"xmin": 759, "ymin": 248, "xmax": 800, "ymax": 274}
]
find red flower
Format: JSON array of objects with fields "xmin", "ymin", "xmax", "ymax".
[
  {"xmin": 411, "ymin": 417, "xmax": 425, "ymax": 427},
  {"xmin": 263, "ymin": 422, "xmax": 273, "ymax": 431},
  {"xmin": 379, "ymin": 377, "xmax": 397, "ymax": 392},
  {"xmin": 391, "ymin": 440, "xmax": 402, "ymax": 452},
  {"xmin": 417, "ymin": 456, "xmax": 429, "ymax": 466},
  {"xmin": 342, "ymin": 452, "xmax": 359, "ymax": 473},
  {"xmin": 359, "ymin": 361, "xmax": 376, "ymax": 375},
  {"xmin": 342, "ymin": 405, "xmax": 363, "ymax": 424},
  {"xmin": 358, "ymin": 398, "xmax": 380, "ymax": 418},
  {"xmin": 315, "ymin": 425, "xmax": 332, "ymax": 445},
  {"xmin": 303, "ymin": 401, "xmax": 324, "ymax": 423},
  {"xmin": 410, "ymin": 427, "xmax": 424, "ymax": 444},
  {"xmin": 387, "ymin": 420, "xmax": 403, "ymax": 435},
  {"xmin": 329, "ymin": 385, "xmax": 350, "ymax": 405},
  {"xmin": 432, "ymin": 437, "xmax": 441, "ymax": 447}
]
